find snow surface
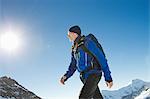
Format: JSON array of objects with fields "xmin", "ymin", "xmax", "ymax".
[{"xmin": 135, "ymin": 88, "xmax": 150, "ymax": 99}]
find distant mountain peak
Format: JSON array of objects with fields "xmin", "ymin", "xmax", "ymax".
[
  {"xmin": 0, "ymin": 76, "xmax": 42, "ymax": 99},
  {"xmin": 102, "ymin": 79, "xmax": 150, "ymax": 99}
]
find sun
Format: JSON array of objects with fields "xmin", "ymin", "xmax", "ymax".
[{"xmin": 0, "ymin": 32, "xmax": 21, "ymax": 52}]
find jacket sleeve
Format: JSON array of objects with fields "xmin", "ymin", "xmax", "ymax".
[
  {"xmin": 64, "ymin": 51, "xmax": 77, "ymax": 80},
  {"xmin": 84, "ymin": 39, "xmax": 113, "ymax": 82}
]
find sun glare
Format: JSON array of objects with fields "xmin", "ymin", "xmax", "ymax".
[{"xmin": 0, "ymin": 31, "xmax": 21, "ymax": 52}]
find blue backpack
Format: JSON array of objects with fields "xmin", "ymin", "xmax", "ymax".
[
  {"xmin": 77, "ymin": 34, "xmax": 106, "ymax": 72},
  {"xmin": 85, "ymin": 34, "xmax": 106, "ymax": 57}
]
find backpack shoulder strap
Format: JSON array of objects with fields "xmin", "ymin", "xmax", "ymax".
[
  {"xmin": 78, "ymin": 36, "xmax": 101, "ymax": 67},
  {"xmin": 78, "ymin": 35, "xmax": 95, "ymax": 57}
]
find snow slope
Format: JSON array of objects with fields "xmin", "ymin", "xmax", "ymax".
[{"xmin": 135, "ymin": 88, "xmax": 150, "ymax": 99}]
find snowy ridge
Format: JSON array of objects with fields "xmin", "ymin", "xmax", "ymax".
[
  {"xmin": 102, "ymin": 79, "xmax": 150, "ymax": 99},
  {"xmin": 0, "ymin": 76, "xmax": 41, "ymax": 99}
]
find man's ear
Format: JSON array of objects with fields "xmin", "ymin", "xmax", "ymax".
[{"xmin": 73, "ymin": 32, "xmax": 78, "ymax": 37}]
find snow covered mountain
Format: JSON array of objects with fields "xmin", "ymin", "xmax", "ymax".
[
  {"xmin": 102, "ymin": 79, "xmax": 150, "ymax": 99},
  {"xmin": 0, "ymin": 76, "xmax": 149, "ymax": 99},
  {"xmin": 0, "ymin": 76, "xmax": 41, "ymax": 99}
]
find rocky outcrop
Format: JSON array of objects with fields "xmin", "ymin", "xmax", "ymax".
[{"xmin": 0, "ymin": 76, "xmax": 42, "ymax": 99}]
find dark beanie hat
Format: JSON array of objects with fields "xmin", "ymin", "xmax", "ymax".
[{"xmin": 69, "ymin": 25, "xmax": 81, "ymax": 35}]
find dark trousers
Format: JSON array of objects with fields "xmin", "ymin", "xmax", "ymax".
[{"xmin": 79, "ymin": 73, "xmax": 103, "ymax": 99}]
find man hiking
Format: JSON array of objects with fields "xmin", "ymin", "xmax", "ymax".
[{"xmin": 60, "ymin": 25, "xmax": 113, "ymax": 99}]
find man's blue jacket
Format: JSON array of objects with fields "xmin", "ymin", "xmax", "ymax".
[{"xmin": 64, "ymin": 35, "xmax": 112, "ymax": 82}]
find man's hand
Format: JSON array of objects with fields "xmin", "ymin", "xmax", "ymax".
[
  {"xmin": 106, "ymin": 81, "xmax": 113, "ymax": 88},
  {"xmin": 60, "ymin": 76, "xmax": 67, "ymax": 85}
]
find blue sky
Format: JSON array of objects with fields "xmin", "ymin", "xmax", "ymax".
[{"xmin": 0, "ymin": 0, "xmax": 149, "ymax": 99}]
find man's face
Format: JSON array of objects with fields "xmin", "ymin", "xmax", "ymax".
[{"xmin": 67, "ymin": 32, "xmax": 76, "ymax": 42}]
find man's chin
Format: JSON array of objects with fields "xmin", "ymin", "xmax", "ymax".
[{"xmin": 69, "ymin": 39, "xmax": 73, "ymax": 42}]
